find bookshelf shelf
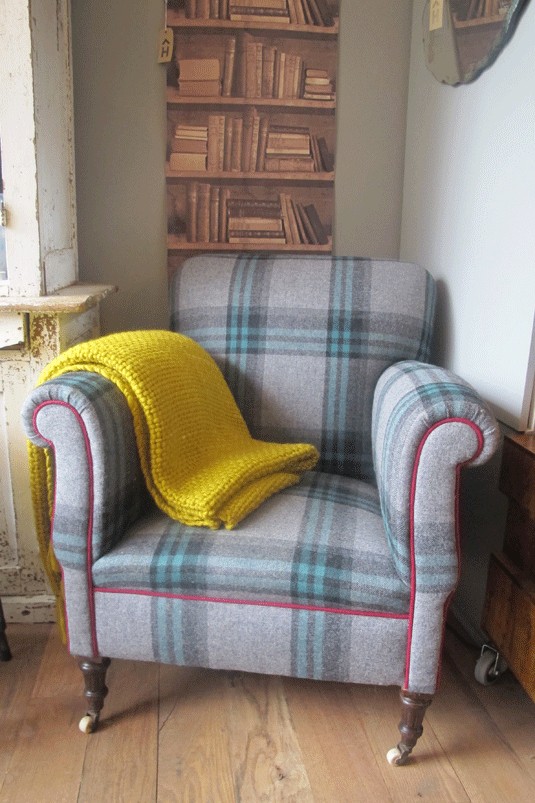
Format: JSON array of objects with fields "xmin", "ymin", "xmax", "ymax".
[
  {"xmin": 166, "ymin": 88, "xmax": 336, "ymax": 111},
  {"xmin": 165, "ymin": 165, "xmax": 335, "ymax": 184},
  {"xmin": 453, "ymin": 14, "xmax": 506, "ymax": 28},
  {"xmin": 168, "ymin": 235, "xmax": 332, "ymax": 252},
  {"xmin": 166, "ymin": 2, "xmax": 339, "ymax": 265},
  {"xmin": 168, "ymin": 9, "xmax": 339, "ymax": 36}
]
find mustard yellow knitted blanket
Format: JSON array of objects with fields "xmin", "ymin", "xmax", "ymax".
[{"xmin": 29, "ymin": 330, "xmax": 319, "ymax": 631}]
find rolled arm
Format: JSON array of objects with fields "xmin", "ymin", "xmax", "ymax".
[
  {"xmin": 21, "ymin": 371, "xmax": 148, "ymax": 570},
  {"xmin": 372, "ymin": 360, "xmax": 501, "ymax": 591}
]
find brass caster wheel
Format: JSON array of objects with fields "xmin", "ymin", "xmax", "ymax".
[{"xmin": 79, "ymin": 714, "xmax": 97, "ymax": 734}]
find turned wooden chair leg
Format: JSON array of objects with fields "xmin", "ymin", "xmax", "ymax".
[
  {"xmin": 387, "ymin": 689, "xmax": 433, "ymax": 765},
  {"xmin": 0, "ymin": 600, "xmax": 12, "ymax": 662},
  {"xmin": 77, "ymin": 656, "xmax": 111, "ymax": 733}
]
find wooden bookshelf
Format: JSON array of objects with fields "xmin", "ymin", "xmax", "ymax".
[{"xmin": 166, "ymin": 1, "xmax": 339, "ymax": 268}]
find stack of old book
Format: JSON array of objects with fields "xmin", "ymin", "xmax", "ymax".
[
  {"xmin": 303, "ymin": 67, "xmax": 335, "ymax": 101},
  {"xmin": 264, "ymin": 125, "xmax": 314, "ymax": 173},
  {"xmin": 176, "ymin": 58, "xmax": 222, "ymax": 97},
  {"xmin": 183, "ymin": 0, "xmax": 336, "ymax": 25},
  {"xmin": 229, "ymin": 0, "xmax": 290, "ymax": 24},
  {"xmin": 227, "ymin": 197, "xmax": 286, "ymax": 244},
  {"xmin": 278, "ymin": 194, "xmax": 329, "ymax": 245},
  {"xmin": 169, "ymin": 124, "xmax": 208, "ymax": 171}
]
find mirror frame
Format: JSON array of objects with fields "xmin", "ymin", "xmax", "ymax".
[{"xmin": 423, "ymin": 0, "xmax": 531, "ymax": 85}]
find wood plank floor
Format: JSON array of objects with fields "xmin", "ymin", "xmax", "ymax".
[{"xmin": 1, "ymin": 624, "xmax": 534, "ymax": 802}]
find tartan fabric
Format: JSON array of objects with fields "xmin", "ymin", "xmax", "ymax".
[
  {"xmin": 171, "ymin": 254, "xmax": 435, "ymax": 481},
  {"xmin": 22, "ymin": 372, "xmax": 149, "ymax": 567},
  {"xmin": 92, "ymin": 471, "xmax": 410, "ymax": 616},
  {"xmin": 372, "ymin": 360, "xmax": 502, "ymax": 589},
  {"xmin": 93, "ymin": 591, "xmax": 408, "ymax": 687}
]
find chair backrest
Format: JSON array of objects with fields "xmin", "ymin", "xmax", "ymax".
[{"xmin": 171, "ymin": 254, "xmax": 435, "ymax": 482}]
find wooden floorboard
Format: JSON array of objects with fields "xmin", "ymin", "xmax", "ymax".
[{"xmin": 0, "ymin": 624, "xmax": 534, "ymax": 802}]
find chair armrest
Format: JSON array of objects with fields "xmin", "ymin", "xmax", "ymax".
[
  {"xmin": 21, "ymin": 371, "xmax": 149, "ymax": 570},
  {"xmin": 372, "ymin": 359, "xmax": 501, "ymax": 592}
]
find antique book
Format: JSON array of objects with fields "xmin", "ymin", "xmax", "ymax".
[
  {"xmin": 227, "ymin": 216, "xmax": 283, "ymax": 231},
  {"xmin": 174, "ymin": 124, "xmax": 209, "ymax": 139},
  {"xmin": 314, "ymin": 0, "xmax": 335, "ymax": 25},
  {"xmin": 304, "ymin": 203, "xmax": 328, "ymax": 243},
  {"xmin": 222, "ymin": 37, "xmax": 236, "ymax": 96},
  {"xmin": 185, "ymin": 0, "xmax": 197, "ymax": 19},
  {"xmin": 255, "ymin": 116, "xmax": 269, "ymax": 171},
  {"xmin": 210, "ymin": 0, "xmax": 220, "ymax": 17},
  {"xmin": 282, "ymin": 193, "xmax": 301, "ymax": 243},
  {"xmin": 223, "ymin": 116, "xmax": 234, "ymax": 171},
  {"xmin": 291, "ymin": 198, "xmax": 307, "ymax": 242},
  {"xmin": 317, "ymin": 136, "xmax": 334, "ymax": 171},
  {"xmin": 177, "ymin": 58, "xmax": 221, "ymax": 81},
  {"xmin": 279, "ymin": 193, "xmax": 293, "ymax": 244},
  {"xmin": 196, "ymin": 0, "xmax": 211, "ymax": 18},
  {"xmin": 228, "ymin": 232, "xmax": 286, "ymax": 244},
  {"xmin": 169, "ymin": 152, "xmax": 207, "ymax": 171},
  {"xmin": 186, "ymin": 182, "xmax": 199, "ymax": 242},
  {"xmin": 261, "ymin": 46, "xmax": 276, "ymax": 98},
  {"xmin": 219, "ymin": 187, "xmax": 230, "ymax": 241},
  {"xmin": 303, "ymin": 91, "xmax": 335, "ymax": 101},
  {"xmin": 209, "ymin": 186, "xmax": 220, "ymax": 242},
  {"xmin": 241, "ymin": 108, "xmax": 255, "ymax": 173},
  {"xmin": 264, "ymin": 156, "xmax": 315, "ymax": 172},
  {"xmin": 171, "ymin": 138, "xmax": 208, "ymax": 154},
  {"xmin": 207, "ymin": 115, "xmax": 222, "ymax": 171},
  {"xmin": 197, "ymin": 183, "xmax": 211, "ymax": 242},
  {"xmin": 295, "ymin": 202, "xmax": 318, "ymax": 243},
  {"xmin": 231, "ymin": 117, "xmax": 243, "ymax": 171},
  {"xmin": 178, "ymin": 80, "xmax": 222, "ymax": 96},
  {"xmin": 219, "ymin": 0, "xmax": 229, "ymax": 19}
]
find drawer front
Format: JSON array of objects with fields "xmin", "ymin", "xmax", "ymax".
[
  {"xmin": 482, "ymin": 552, "xmax": 535, "ymax": 702},
  {"xmin": 500, "ymin": 437, "xmax": 535, "ymax": 518}
]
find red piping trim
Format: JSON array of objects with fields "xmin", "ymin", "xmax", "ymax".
[
  {"xmin": 33, "ymin": 400, "xmax": 98, "ymax": 657},
  {"xmin": 93, "ymin": 587, "xmax": 409, "ymax": 620},
  {"xmin": 404, "ymin": 418, "xmax": 484, "ymax": 689}
]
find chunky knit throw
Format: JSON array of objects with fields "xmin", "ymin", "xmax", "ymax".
[{"xmin": 29, "ymin": 331, "xmax": 319, "ymax": 631}]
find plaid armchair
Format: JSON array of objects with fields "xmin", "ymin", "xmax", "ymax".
[{"xmin": 22, "ymin": 254, "xmax": 500, "ymax": 764}]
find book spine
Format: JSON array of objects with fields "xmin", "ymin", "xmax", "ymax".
[
  {"xmin": 261, "ymin": 46, "xmax": 276, "ymax": 98},
  {"xmin": 291, "ymin": 198, "xmax": 306, "ymax": 243},
  {"xmin": 169, "ymin": 152, "xmax": 207, "ymax": 171},
  {"xmin": 185, "ymin": 0, "xmax": 197, "ymax": 19},
  {"xmin": 186, "ymin": 183, "xmax": 198, "ymax": 242},
  {"xmin": 284, "ymin": 194, "xmax": 301, "ymax": 243},
  {"xmin": 222, "ymin": 37, "xmax": 236, "ymax": 97},
  {"xmin": 279, "ymin": 193, "xmax": 293, "ymax": 244},
  {"xmin": 227, "ymin": 216, "xmax": 283, "ymax": 231},
  {"xmin": 219, "ymin": 187, "xmax": 230, "ymax": 241},
  {"xmin": 304, "ymin": 203, "xmax": 328, "ymax": 244},
  {"xmin": 245, "ymin": 43, "xmax": 257, "ymax": 98},
  {"xmin": 296, "ymin": 202, "xmax": 318, "ymax": 243},
  {"xmin": 294, "ymin": 0, "xmax": 306, "ymax": 25},
  {"xmin": 219, "ymin": 0, "xmax": 229, "ymax": 19},
  {"xmin": 210, "ymin": 186, "xmax": 220, "ymax": 242},
  {"xmin": 255, "ymin": 43, "xmax": 263, "ymax": 98},
  {"xmin": 210, "ymin": 0, "xmax": 219, "ymax": 18},
  {"xmin": 197, "ymin": 184, "xmax": 211, "ymax": 242},
  {"xmin": 286, "ymin": 0, "xmax": 298, "ymax": 24},
  {"xmin": 256, "ymin": 116, "xmax": 269, "ymax": 171},
  {"xmin": 295, "ymin": 203, "xmax": 318, "ymax": 245},
  {"xmin": 241, "ymin": 108, "xmax": 255, "ymax": 173},
  {"xmin": 264, "ymin": 157, "xmax": 315, "ymax": 172},
  {"xmin": 223, "ymin": 116, "xmax": 233, "ymax": 171},
  {"xmin": 310, "ymin": 134, "xmax": 321, "ymax": 172},
  {"xmin": 314, "ymin": 0, "xmax": 334, "ymax": 25},
  {"xmin": 217, "ymin": 115, "xmax": 226, "ymax": 170},
  {"xmin": 231, "ymin": 117, "xmax": 243, "ymax": 171},
  {"xmin": 249, "ymin": 113, "xmax": 261, "ymax": 172},
  {"xmin": 197, "ymin": 0, "xmax": 210, "ymax": 19},
  {"xmin": 207, "ymin": 115, "xmax": 221, "ymax": 172},
  {"xmin": 317, "ymin": 136, "xmax": 334, "ymax": 172}
]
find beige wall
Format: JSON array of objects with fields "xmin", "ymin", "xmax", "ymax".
[{"xmin": 72, "ymin": 1, "xmax": 413, "ymax": 335}]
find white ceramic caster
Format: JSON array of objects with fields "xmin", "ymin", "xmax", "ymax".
[
  {"xmin": 79, "ymin": 714, "xmax": 95, "ymax": 734},
  {"xmin": 386, "ymin": 747, "xmax": 403, "ymax": 765}
]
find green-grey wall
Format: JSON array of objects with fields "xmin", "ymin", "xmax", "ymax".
[{"xmin": 72, "ymin": 1, "xmax": 413, "ymax": 333}]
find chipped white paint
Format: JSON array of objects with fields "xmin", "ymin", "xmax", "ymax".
[{"xmin": 0, "ymin": 2, "xmax": 112, "ymax": 622}]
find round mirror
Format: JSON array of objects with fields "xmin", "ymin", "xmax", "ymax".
[{"xmin": 423, "ymin": 0, "xmax": 530, "ymax": 85}]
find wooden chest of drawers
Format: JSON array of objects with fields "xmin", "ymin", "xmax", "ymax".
[{"xmin": 482, "ymin": 432, "xmax": 535, "ymax": 701}]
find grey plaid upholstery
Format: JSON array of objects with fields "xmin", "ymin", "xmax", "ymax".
[
  {"xmin": 171, "ymin": 254, "xmax": 435, "ymax": 481},
  {"xmin": 22, "ymin": 254, "xmax": 500, "ymax": 697}
]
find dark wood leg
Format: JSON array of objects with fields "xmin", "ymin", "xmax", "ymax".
[
  {"xmin": 78, "ymin": 656, "xmax": 111, "ymax": 732},
  {"xmin": 0, "ymin": 599, "xmax": 12, "ymax": 662},
  {"xmin": 387, "ymin": 689, "xmax": 433, "ymax": 765}
]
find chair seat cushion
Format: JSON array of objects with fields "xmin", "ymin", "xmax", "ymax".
[{"xmin": 91, "ymin": 471, "xmax": 410, "ymax": 615}]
